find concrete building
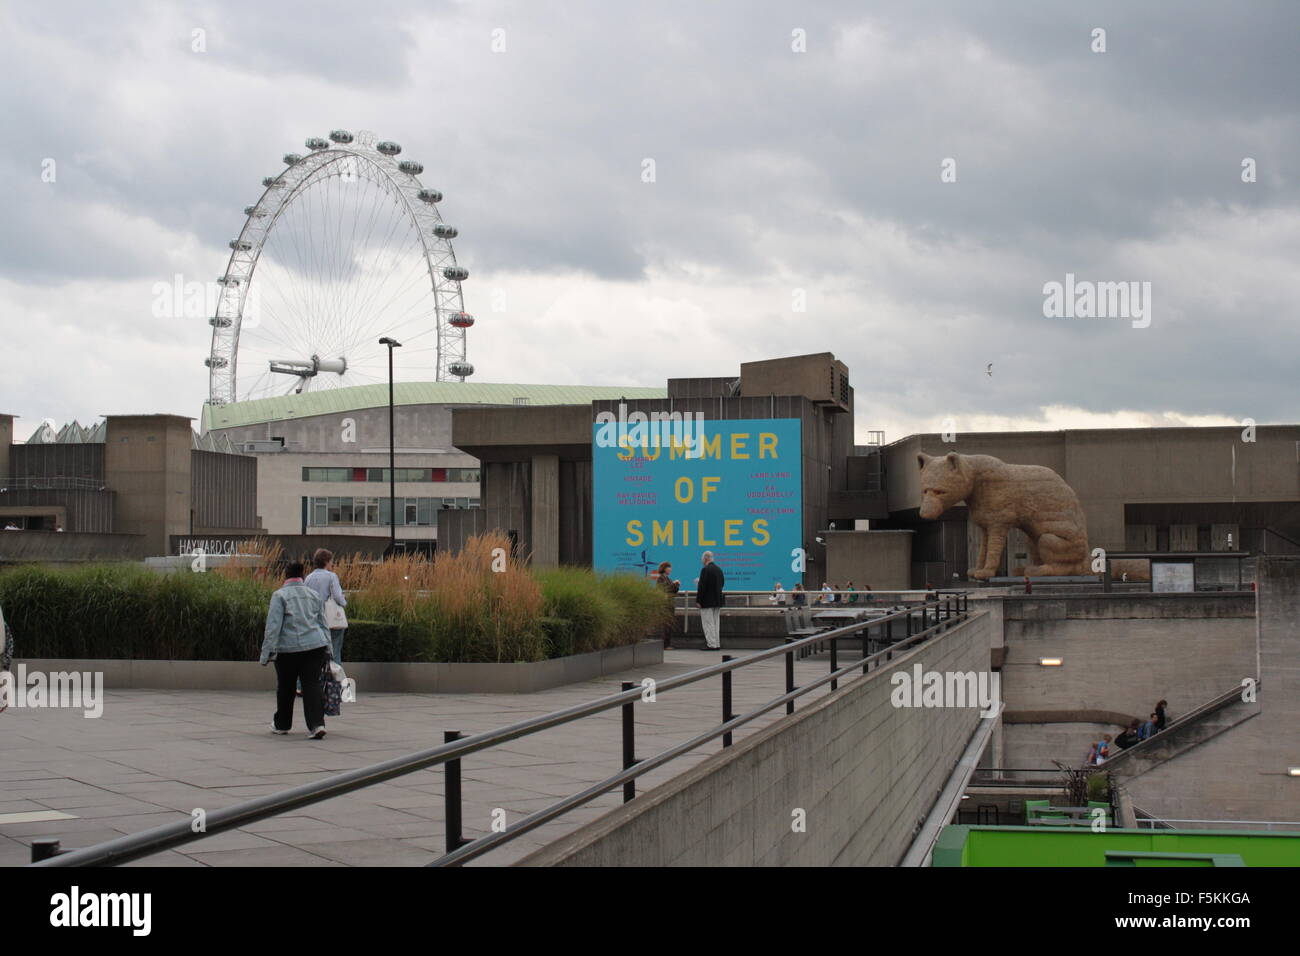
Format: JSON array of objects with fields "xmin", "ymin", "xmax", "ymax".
[
  {"xmin": 438, "ymin": 353, "xmax": 1300, "ymax": 591},
  {"xmin": 202, "ymin": 382, "xmax": 666, "ymax": 552},
  {"xmin": 0, "ymin": 413, "xmax": 260, "ymax": 558},
  {"xmin": 447, "ymin": 353, "xmax": 885, "ymax": 578},
  {"xmin": 876, "ymin": 426, "xmax": 1300, "ymax": 587}
]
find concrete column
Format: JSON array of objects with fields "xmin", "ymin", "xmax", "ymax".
[
  {"xmin": 530, "ymin": 454, "xmax": 560, "ymax": 567},
  {"xmin": 105, "ymin": 415, "xmax": 193, "ymax": 556},
  {"xmin": 0, "ymin": 414, "xmax": 12, "ymax": 483}
]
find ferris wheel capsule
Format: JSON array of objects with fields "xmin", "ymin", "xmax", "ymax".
[
  {"xmin": 217, "ymin": 275, "xmax": 240, "ymax": 286},
  {"xmin": 329, "ymin": 129, "xmax": 354, "ymax": 144},
  {"xmin": 448, "ymin": 361, "xmax": 474, "ymax": 377},
  {"xmin": 229, "ymin": 239, "xmax": 253, "ymax": 251},
  {"xmin": 432, "ymin": 223, "xmax": 458, "ymax": 239},
  {"xmin": 442, "ymin": 265, "xmax": 469, "ymax": 281},
  {"xmin": 204, "ymin": 356, "xmax": 228, "ymax": 369},
  {"xmin": 209, "ymin": 316, "xmax": 232, "ymax": 328},
  {"xmin": 262, "ymin": 176, "xmax": 283, "ymax": 188},
  {"xmin": 305, "ymin": 137, "xmax": 329, "ymax": 150},
  {"xmin": 376, "ymin": 141, "xmax": 402, "ymax": 156},
  {"xmin": 244, "ymin": 205, "xmax": 266, "ymax": 217},
  {"xmin": 283, "ymin": 153, "xmax": 303, "ymax": 166},
  {"xmin": 449, "ymin": 311, "xmax": 474, "ymax": 328},
  {"xmin": 397, "ymin": 160, "xmax": 423, "ymax": 175},
  {"xmin": 417, "ymin": 189, "xmax": 442, "ymax": 204}
]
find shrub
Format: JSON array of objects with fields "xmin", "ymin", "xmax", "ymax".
[
  {"xmin": 0, "ymin": 537, "xmax": 666, "ymax": 663},
  {"xmin": 536, "ymin": 567, "xmax": 671, "ymax": 655}
]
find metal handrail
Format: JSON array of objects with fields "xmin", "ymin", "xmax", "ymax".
[
  {"xmin": 1099, "ymin": 680, "xmax": 1258, "ymax": 771},
  {"xmin": 1134, "ymin": 817, "xmax": 1300, "ymax": 831},
  {"xmin": 32, "ymin": 593, "xmax": 973, "ymax": 868}
]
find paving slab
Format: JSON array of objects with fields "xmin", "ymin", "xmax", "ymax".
[{"xmin": 2, "ymin": 648, "xmax": 853, "ymax": 866}]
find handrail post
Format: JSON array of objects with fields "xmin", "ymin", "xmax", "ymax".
[
  {"xmin": 830, "ymin": 636, "xmax": 838, "ymax": 691},
  {"xmin": 784, "ymin": 638, "xmax": 796, "ymax": 715},
  {"xmin": 722, "ymin": 655, "xmax": 734, "ymax": 747},
  {"xmin": 621, "ymin": 681, "xmax": 637, "ymax": 802},
  {"xmin": 31, "ymin": 839, "xmax": 62, "ymax": 863},
  {"xmin": 444, "ymin": 730, "xmax": 470, "ymax": 854}
]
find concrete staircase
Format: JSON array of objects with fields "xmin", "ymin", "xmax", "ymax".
[{"xmin": 1104, "ymin": 682, "xmax": 1261, "ymax": 781}]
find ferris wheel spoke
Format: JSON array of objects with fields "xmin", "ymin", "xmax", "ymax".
[{"xmin": 209, "ymin": 134, "xmax": 475, "ymax": 404}]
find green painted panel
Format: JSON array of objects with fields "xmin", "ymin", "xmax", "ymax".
[{"xmin": 933, "ymin": 825, "xmax": 1300, "ymax": 867}]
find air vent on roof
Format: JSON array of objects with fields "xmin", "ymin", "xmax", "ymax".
[{"xmin": 513, "ymin": 397, "xmax": 530, "ymax": 406}]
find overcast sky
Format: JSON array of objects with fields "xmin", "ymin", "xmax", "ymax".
[{"xmin": 2, "ymin": 0, "xmax": 1297, "ymax": 443}]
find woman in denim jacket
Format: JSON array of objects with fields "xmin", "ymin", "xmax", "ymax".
[{"xmin": 260, "ymin": 562, "xmax": 331, "ymax": 738}]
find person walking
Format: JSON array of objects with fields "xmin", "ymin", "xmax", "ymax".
[
  {"xmin": 1154, "ymin": 699, "xmax": 1169, "ymax": 731},
  {"xmin": 695, "ymin": 551, "xmax": 725, "ymax": 651},
  {"xmin": 305, "ymin": 548, "xmax": 348, "ymax": 662},
  {"xmin": 260, "ymin": 562, "xmax": 332, "ymax": 739}
]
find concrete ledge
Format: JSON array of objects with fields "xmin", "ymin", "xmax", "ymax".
[
  {"xmin": 1001, "ymin": 592, "xmax": 1254, "ymax": 620},
  {"xmin": 20, "ymin": 640, "xmax": 662, "ymax": 694}
]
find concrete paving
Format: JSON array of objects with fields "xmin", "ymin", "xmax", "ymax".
[{"xmin": 0, "ymin": 648, "xmax": 861, "ymax": 866}]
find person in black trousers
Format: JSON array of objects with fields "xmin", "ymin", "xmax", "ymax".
[
  {"xmin": 259, "ymin": 562, "xmax": 333, "ymax": 738},
  {"xmin": 695, "ymin": 551, "xmax": 725, "ymax": 650}
]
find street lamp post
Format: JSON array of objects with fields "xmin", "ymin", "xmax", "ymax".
[{"xmin": 378, "ymin": 337, "xmax": 402, "ymax": 554}]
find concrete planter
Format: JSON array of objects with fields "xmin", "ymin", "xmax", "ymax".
[{"xmin": 21, "ymin": 640, "xmax": 663, "ymax": 694}]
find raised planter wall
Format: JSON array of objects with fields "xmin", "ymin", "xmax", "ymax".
[{"xmin": 20, "ymin": 640, "xmax": 663, "ymax": 694}]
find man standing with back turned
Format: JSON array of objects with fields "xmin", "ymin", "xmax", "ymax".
[{"xmin": 695, "ymin": 551, "xmax": 725, "ymax": 651}]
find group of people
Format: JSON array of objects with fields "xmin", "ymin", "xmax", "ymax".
[
  {"xmin": 769, "ymin": 581, "xmax": 872, "ymax": 606},
  {"xmin": 650, "ymin": 552, "xmax": 725, "ymax": 651},
  {"xmin": 1085, "ymin": 699, "xmax": 1168, "ymax": 766},
  {"xmin": 650, "ymin": 557, "xmax": 882, "ymax": 654},
  {"xmin": 259, "ymin": 548, "xmax": 349, "ymax": 738}
]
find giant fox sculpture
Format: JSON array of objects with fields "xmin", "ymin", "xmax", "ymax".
[{"xmin": 917, "ymin": 452, "xmax": 1090, "ymax": 579}]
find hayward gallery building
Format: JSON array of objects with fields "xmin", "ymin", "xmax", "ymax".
[{"xmin": 443, "ymin": 352, "xmax": 1300, "ymax": 591}]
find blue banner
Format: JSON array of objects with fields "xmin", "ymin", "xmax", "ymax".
[{"xmin": 592, "ymin": 417, "xmax": 803, "ymax": 591}]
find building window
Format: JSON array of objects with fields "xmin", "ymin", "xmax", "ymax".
[
  {"xmin": 303, "ymin": 467, "xmax": 483, "ymax": 483},
  {"xmin": 305, "ymin": 496, "xmax": 448, "ymax": 527}
]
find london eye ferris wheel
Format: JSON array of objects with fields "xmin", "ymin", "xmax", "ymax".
[{"xmin": 205, "ymin": 129, "xmax": 475, "ymax": 406}]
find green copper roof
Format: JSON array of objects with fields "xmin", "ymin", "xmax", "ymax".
[{"xmin": 201, "ymin": 381, "xmax": 667, "ymax": 431}]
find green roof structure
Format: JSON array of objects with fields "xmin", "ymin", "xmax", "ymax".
[{"xmin": 201, "ymin": 381, "xmax": 667, "ymax": 431}]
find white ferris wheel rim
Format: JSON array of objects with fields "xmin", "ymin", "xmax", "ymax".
[{"xmin": 205, "ymin": 129, "xmax": 473, "ymax": 406}]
